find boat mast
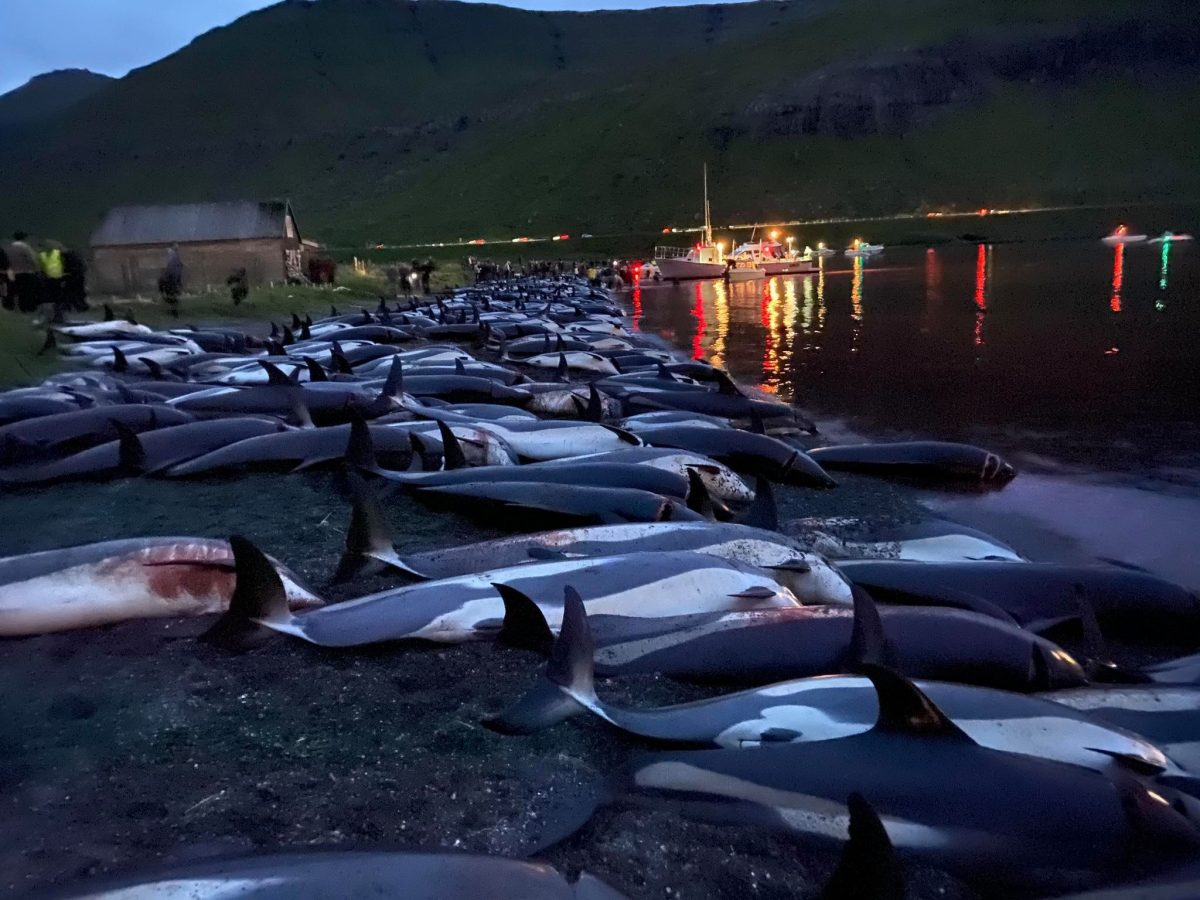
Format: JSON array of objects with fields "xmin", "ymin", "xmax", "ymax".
[{"xmin": 703, "ymin": 163, "xmax": 713, "ymax": 246}]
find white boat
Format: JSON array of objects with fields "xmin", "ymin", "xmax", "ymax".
[
  {"xmin": 1102, "ymin": 226, "xmax": 1148, "ymax": 246},
  {"xmin": 844, "ymin": 241, "xmax": 883, "ymax": 257},
  {"xmin": 726, "ymin": 258, "xmax": 765, "ymax": 281},
  {"xmin": 731, "ymin": 239, "xmax": 818, "ymax": 275},
  {"xmin": 1148, "ymin": 231, "xmax": 1194, "ymax": 244},
  {"xmin": 654, "ymin": 165, "xmax": 727, "ymax": 281},
  {"xmin": 815, "ymin": 243, "xmax": 838, "ymax": 258}
]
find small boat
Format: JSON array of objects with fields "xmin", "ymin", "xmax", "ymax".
[
  {"xmin": 1102, "ymin": 225, "xmax": 1148, "ymax": 246},
  {"xmin": 1148, "ymin": 231, "xmax": 1195, "ymax": 244},
  {"xmin": 815, "ymin": 242, "xmax": 838, "ymax": 258},
  {"xmin": 726, "ymin": 258, "xmax": 765, "ymax": 281},
  {"xmin": 654, "ymin": 165, "xmax": 727, "ymax": 281},
  {"xmin": 729, "ymin": 240, "xmax": 817, "ymax": 276},
  {"xmin": 844, "ymin": 240, "xmax": 883, "ymax": 258}
]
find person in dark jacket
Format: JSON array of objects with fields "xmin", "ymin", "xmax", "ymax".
[
  {"xmin": 0, "ymin": 243, "xmax": 10, "ymax": 310},
  {"xmin": 61, "ymin": 248, "xmax": 89, "ymax": 312},
  {"xmin": 7, "ymin": 232, "xmax": 41, "ymax": 312},
  {"xmin": 158, "ymin": 244, "xmax": 183, "ymax": 314}
]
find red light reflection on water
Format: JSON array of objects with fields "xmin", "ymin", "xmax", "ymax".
[
  {"xmin": 973, "ymin": 243, "xmax": 988, "ymax": 348},
  {"xmin": 691, "ymin": 281, "xmax": 706, "ymax": 360},
  {"xmin": 1110, "ymin": 243, "xmax": 1124, "ymax": 313}
]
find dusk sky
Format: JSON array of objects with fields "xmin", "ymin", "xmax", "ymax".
[{"xmin": 0, "ymin": 0, "xmax": 731, "ymax": 95}]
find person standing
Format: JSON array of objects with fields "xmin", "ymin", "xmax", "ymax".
[
  {"xmin": 158, "ymin": 243, "xmax": 183, "ymax": 314},
  {"xmin": 38, "ymin": 240, "xmax": 65, "ymax": 316},
  {"xmin": 61, "ymin": 246, "xmax": 89, "ymax": 311},
  {"xmin": 7, "ymin": 232, "xmax": 40, "ymax": 312},
  {"xmin": 0, "ymin": 242, "xmax": 10, "ymax": 310}
]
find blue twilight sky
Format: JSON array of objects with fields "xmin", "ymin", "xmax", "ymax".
[{"xmin": 0, "ymin": 0, "xmax": 731, "ymax": 95}]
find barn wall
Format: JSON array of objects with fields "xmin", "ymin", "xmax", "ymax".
[{"xmin": 91, "ymin": 238, "xmax": 288, "ymax": 294}]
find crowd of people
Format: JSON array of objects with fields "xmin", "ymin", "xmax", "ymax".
[
  {"xmin": 1, "ymin": 232, "xmax": 89, "ymax": 317},
  {"xmin": 468, "ymin": 256, "xmax": 627, "ymax": 288}
]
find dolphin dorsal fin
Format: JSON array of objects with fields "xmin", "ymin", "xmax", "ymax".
[
  {"xmin": 436, "ymin": 420, "xmax": 467, "ymax": 470},
  {"xmin": 862, "ymin": 665, "xmax": 974, "ymax": 742},
  {"xmin": 455, "ymin": 358, "xmax": 466, "ymax": 375},
  {"xmin": 291, "ymin": 313, "xmax": 302, "ymax": 330},
  {"xmin": 282, "ymin": 325, "xmax": 296, "ymax": 346},
  {"xmin": 331, "ymin": 471, "xmax": 400, "ymax": 583},
  {"xmin": 112, "ymin": 420, "xmax": 147, "ymax": 472},
  {"xmin": 330, "ymin": 342, "xmax": 354, "ymax": 375},
  {"xmin": 139, "ymin": 357, "xmax": 164, "ymax": 380},
  {"xmin": 259, "ymin": 361, "xmax": 292, "ymax": 386},
  {"xmin": 344, "ymin": 415, "xmax": 377, "ymax": 471},
  {"xmin": 585, "ymin": 384, "xmax": 603, "ymax": 422},
  {"xmin": 555, "ymin": 352, "xmax": 569, "ymax": 382},
  {"xmin": 820, "ymin": 793, "xmax": 905, "ymax": 900},
  {"xmin": 111, "ymin": 346, "xmax": 128, "ymax": 373},
  {"xmin": 846, "ymin": 585, "xmax": 898, "ymax": 670},
  {"xmin": 382, "ymin": 357, "xmax": 404, "ymax": 399},
  {"xmin": 741, "ymin": 476, "xmax": 779, "ymax": 531},
  {"xmin": 494, "ymin": 583, "xmax": 554, "ymax": 655},
  {"xmin": 303, "ymin": 357, "xmax": 327, "ymax": 382},
  {"xmin": 104, "ymin": 303, "xmax": 115, "ymax": 322}
]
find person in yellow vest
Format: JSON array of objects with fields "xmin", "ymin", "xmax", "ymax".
[{"xmin": 38, "ymin": 240, "xmax": 65, "ymax": 315}]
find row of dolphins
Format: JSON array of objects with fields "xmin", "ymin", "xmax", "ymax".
[{"xmin": 3, "ymin": 277, "xmax": 1199, "ymax": 898}]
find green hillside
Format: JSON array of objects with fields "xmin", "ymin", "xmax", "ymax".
[{"xmin": 0, "ymin": 0, "xmax": 1197, "ymax": 249}]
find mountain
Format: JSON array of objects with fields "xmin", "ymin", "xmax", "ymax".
[
  {"xmin": 0, "ymin": 0, "xmax": 1197, "ymax": 248},
  {"xmin": 0, "ymin": 69, "xmax": 113, "ymax": 129}
]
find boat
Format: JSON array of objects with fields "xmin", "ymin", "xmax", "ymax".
[
  {"xmin": 1102, "ymin": 225, "xmax": 1148, "ymax": 246},
  {"xmin": 654, "ymin": 166, "xmax": 727, "ymax": 281},
  {"xmin": 1148, "ymin": 231, "xmax": 1195, "ymax": 244},
  {"xmin": 815, "ymin": 242, "xmax": 838, "ymax": 258},
  {"xmin": 730, "ymin": 239, "xmax": 818, "ymax": 276},
  {"xmin": 844, "ymin": 239, "xmax": 883, "ymax": 258},
  {"xmin": 726, "ymin": 258, "xmax": 765, "ymax": 281}
]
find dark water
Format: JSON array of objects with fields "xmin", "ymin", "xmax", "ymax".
[{"xmin": 628, "ymin": 239, "xmax": 1200, "ymax": 587}]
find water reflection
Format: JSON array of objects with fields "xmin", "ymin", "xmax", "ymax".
[
  {"xmin": 1158, "ymin": 240, "xmax": 1171, "ymax": 309},
  {"xmin": 850, "ymin": 256, "xmax": 864, "ymax": 353},
  {"xmin": 973, "ymin": 243, "xmax": 990, "ymax": 349},
  {"xmin": 691, "ymin": 281, "xmax": 706, "ymax": 360},
  {"xmin": 631, "ymin": 278, "xmax": 643, "ymax": 329},
  {"xmin": 1110, "ymin": 243, "xmax": 1125, "ymax": 314},
  {"xmin": 712, "ymin": 279, "xmax": 729, "ymax": 369},
  {"xmin": 923, "ymin": 248, "xmax": 943, "ymax": 334}
]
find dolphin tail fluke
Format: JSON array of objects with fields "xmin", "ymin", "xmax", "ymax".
[
  {"xmin": 332, "ymin": 472, "xmax": 426, "ymax": 583},
  {"xmin": 202, "ymin": 535, "xmax": 297, "ymax": 649},
  {"xmin": 820, "ymin": 793, "xmax": 905, "ymax": 900},
  {"xmin": 741, "ymin": 476, "xmax": 779, "ymax": 531},
  {"xmin": 485, "ymin": 585, "xmax": 596, "ymax": 735}
]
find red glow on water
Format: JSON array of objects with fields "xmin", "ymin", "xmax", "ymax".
[
  {"xmin": 974, "ymin": 244, "xmax": 987, "ymax": 310},
  {"xmin": 1110, "ymin": 243, "xmax": 1124, "ymax": 313},
  {"xmin": 692, "ymin": 282, "xmax": 706, "ymax": 359}
]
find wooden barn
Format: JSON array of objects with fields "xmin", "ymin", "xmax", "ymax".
[{"xmin": 90, "ymin": 200, "xmax": 303, "ymax": 294}]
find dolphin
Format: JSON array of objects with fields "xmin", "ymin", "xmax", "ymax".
[
  {"xmin": 416, "ymin": 481, "xmax": 705, "ymax": 525},
  {"xmin": 1041, "ymin": 685, "xmax": 1200, "ymax": 774},
  {"xmin": 487, "ymin": 588, "xmax": 1181, "ymax": 785},
  {"xmin": 331, "ymin": 474, "xmax": 851, "ymax": 603},
  {"xmin": 836, "ymin": 560, "xmax": 1200, "ymax": 635},
  {"xmin": 542, "ymin": 447, "xmax": 755, "ymax": 507},
  {"xmin": 34, "ymin": 850, "xmax": 625, "ymax": 899},
  {"xmin": 378, "ymin": 461, "xmax": 693, "ymax": 499},
  {"xmin": 0, "ymin": 404, "xmax": 195, "ymax": 463},
  {"xmin": 579, "ymin": 588, "xmax": 1087, "ymax": 690},
  {"xmin": 806, "ymin": 441, "xmax": 1016, "ymax": 483},
  {"xmin": 0, "ymin": 537, "xmax": 321, "ymax": 636},
  {"xmin": 206, "ymin": 537, "xmax": 802, "ymax": 648},
  {"xmin": 635, "ymin": 424, "xmax": 836, "ymax": 488},
  {"xmin": 0, "ymin": 418, "xmax": 287, "ymax": 485},
  {"xmin": 615, "ymin": 667, "xmax": 1200, "ymax": 890}
]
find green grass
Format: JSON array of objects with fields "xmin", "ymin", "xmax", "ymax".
[
  {"xmin": 0, "ymin": 0, "xmax": 1196, "ymax": 249},
  {"xmin": 0, "ymin": 311, "xmax": 64, "ymax": 387}
]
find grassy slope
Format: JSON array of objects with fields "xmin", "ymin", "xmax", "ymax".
[{"xmin": 0, "ymin": 0, "xmax": 1195, "ymax": 248}]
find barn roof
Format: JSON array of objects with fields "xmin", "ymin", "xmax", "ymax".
[{"xmin": 91, "ymin": 200, "xmax": 296, "ymax": 247}]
